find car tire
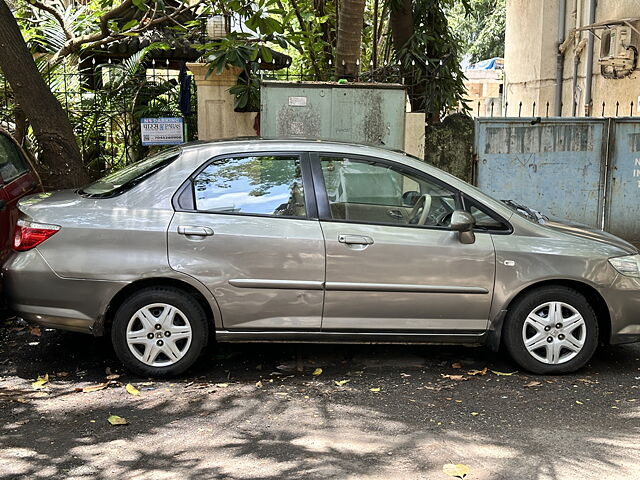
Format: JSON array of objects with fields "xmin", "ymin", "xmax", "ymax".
[
  {"xmin": 111, "ymin": 287, "xmax": 209, "ymax": 378},
  {"xmin": 503, "ymin": 286, "xmax": 598, "ymax": 374}
]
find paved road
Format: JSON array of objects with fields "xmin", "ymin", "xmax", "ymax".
[{"xmin": 1, "ymin": 317, "xmax": 639, "ymax": 480}]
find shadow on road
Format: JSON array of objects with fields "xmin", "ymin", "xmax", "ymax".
[{"xmin": 1, "ymin": 320, "xmax": 639, "ymax": 479}]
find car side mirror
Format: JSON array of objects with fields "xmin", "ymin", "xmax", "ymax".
[{"xmin": 450, "ymin": 210, "xmax": 476, "ymax": 244}]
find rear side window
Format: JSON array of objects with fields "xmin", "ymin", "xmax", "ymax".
[
  {"xmin": 79, "ymin": 148, "xmax": 179, "ymax": 198},
  {"xmin": 193, "ymin": 155, "xmax": 306, "ymax": 217},
  {"xmin": 0, "ymin": 134, "xmax": 29, "ymax": 183}
]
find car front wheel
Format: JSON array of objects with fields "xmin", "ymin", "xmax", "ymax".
[
  {"xmin": 503, "ymin": 286, "xmax": 599, "ymax": 374},
  {"xmin": 111, "ymin": 287, "xmax": 209, "ymax": 377}
]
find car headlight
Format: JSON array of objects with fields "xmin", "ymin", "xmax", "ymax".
[{"xmin": 609, "ymin": 255, "xmax": 640, "ymax": 277}]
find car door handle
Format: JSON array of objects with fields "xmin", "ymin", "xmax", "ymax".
[
  {"xmin": 22, "ymin": 182, "xmax": 37, "ymax": 194},
  {"xmin": 338, "ymin": 235, "xmax": 374, "ymax": 245},
  {"xmin": 177, "ymin": 225, "xmax": 214, "ymax": 237},
  {"xmin": 387, "ymin": 209, "xmax": 404, "ymax": 220}
]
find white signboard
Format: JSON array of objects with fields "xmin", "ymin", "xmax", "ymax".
[
  {"xmin": 288, "ymin": 96, "xmax": 308, "ymax": 107},
  {"xmin": 140, "ymin": 117, "xmax": 184, "ymax": 146}
]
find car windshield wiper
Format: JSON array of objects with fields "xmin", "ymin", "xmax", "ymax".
[{"xmin": 501, "ymin": 200, "xmax": 548, "ymax": 224}]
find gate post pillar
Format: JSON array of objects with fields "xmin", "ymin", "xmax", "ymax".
[{"xmin": 186, "ymin": 63, "xmax": 258, "ymax": 140}]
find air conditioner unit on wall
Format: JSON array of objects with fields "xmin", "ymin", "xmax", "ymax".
[{"xmin": 599, "ymin": 25, "xmax": 638, "ymax": 79}]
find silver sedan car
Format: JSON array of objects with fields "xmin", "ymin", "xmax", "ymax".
[{"xmin": 4, "ymin": 139, "xmax": 640, "ymax": 377}]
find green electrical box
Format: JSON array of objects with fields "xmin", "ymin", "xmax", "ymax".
[{"xmin": 260, "ymin": 81, "xmax": 406, "ymax": 149}]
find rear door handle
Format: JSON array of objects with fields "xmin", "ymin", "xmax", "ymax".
[
  {"xmin": 338, "ymin": 235, "xmax": 374, "ymax": 245},
  {"xmin": 177, "ymin": 225, "xmax": 214, "ymax": 237}
]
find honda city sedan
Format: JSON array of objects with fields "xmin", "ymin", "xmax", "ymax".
[{"xmin": 3, "ymin": 139, "xmax": 640, "ymax": 377}]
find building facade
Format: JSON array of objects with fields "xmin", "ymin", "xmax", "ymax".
[{"xmin": 504, "ymin": 0, "xmax": 640, "ymax": 117}]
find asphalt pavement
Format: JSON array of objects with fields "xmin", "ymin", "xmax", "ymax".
[{"xmin": 1, "ymin": 317, "xmax": 639, "ymax": 480}]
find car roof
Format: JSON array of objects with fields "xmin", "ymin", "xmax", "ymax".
[{"xmin": 178, "ymin": 137, "xmax": 414, "ymax": 157}]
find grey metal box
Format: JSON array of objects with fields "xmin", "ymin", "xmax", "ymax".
[{"xmin": 260, "ymin": 81, "xmax": 406, "ymax": 149}]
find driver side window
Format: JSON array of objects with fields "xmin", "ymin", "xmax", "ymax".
[{"xmin": 319, "ymin": 156, "xmax": 458, "ymax": 227}]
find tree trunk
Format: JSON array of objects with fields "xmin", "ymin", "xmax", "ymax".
[
  {"xmin": 0, "ymin": 0, "xmax": 88, "ymax": 189},
  {"xmin": 389, "ymin": 0, "xmax": 426, "ymax": 115},
  {"xmin": 389, "ymin": 0, "xmax": 414, "ymax": 53},
  {"xmin": 335, "ymin": 0, "xmax": 365, "ymax": 80}
]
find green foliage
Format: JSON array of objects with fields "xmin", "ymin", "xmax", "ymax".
[
  {"xmin": 394, "ymin": 0, "xmax": 471, "ymax": 120},
  {"xmin": 447, "ymin": 0, "xmax": 506, "ymax": 64}
]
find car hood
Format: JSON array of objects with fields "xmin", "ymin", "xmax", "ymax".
[{"xmin": 544, "ymin": 219, "xmax": 637, "ymax": 255}]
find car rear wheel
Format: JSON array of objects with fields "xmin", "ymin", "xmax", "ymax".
[
  {"xmin": 111, "ymin": 287, "xmax": 209, "ymax": 377},
  {"xmin": 503, "ymin": 286, "xmax": 599, "ymax": 374}
]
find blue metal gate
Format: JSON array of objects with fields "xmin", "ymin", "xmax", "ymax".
[
  {"xmin": 605, "ymin": 119, "xmax": 640, "ymax": 243},
  {"xmin": 475, "ymin": 118, "xmax": 608, "ymax": 228}
]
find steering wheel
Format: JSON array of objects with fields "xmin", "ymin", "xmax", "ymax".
[
  {"xmin": 435, "ymin": 210, "xmax": 453, "ymax": 226},
  {"xmin": 408, "ymin": 194, "xmax": 432, "ymax": 225}
]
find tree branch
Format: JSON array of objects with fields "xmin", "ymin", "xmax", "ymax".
[
  {"xmin": 50, "ymin": 0, "xmax": 205, "ymax": 60},
  {"xmin": 29, "ymin": 0, "xmax": 72, "ymax": 40}
]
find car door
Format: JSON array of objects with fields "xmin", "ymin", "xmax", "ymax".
[
  {"xmin": 312, "ymin": 153, "xmax": 496, "ymax": 333},
  {"xmin": 168, "ymin": 151, "xmax": 325, "ymax": 330},
  {"xmin": 0, "ymin": 131, "xmax": 41, "ymax": 265}
]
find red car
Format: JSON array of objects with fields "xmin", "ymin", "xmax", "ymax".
[{"xmin": 0, "ymin": 128, "xmax": 42, "ymax": 308}]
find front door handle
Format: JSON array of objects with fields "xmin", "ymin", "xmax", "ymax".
[
  {"xmin": 338, "ymin": 235, "xmax": 374, "ymax": 245},
  {"xmin": 177, "ymin": 225, "xmax": 214, "ymax": 237},
  {"xmin": 388, "ymin": 209, "xmax": 404, "ymax": 220}
]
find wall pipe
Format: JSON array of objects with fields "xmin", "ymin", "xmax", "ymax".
[
  {"xmin": 554, "ymin": 0, "xmax": 567, "ymax": 116},
  {"xmin": 584, "ymin": 0, "xmax": 596, "ymax": 116}
]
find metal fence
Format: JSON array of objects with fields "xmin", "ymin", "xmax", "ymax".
[
  {"xmin": 474, "ymin": 116, "xmax": 640, "ymax": 244},
  {"xmin": 471, "ymin": 99, "xmax": 640, "ymax": 119},
  {"xmin": 0, "ymin": 59, "xmax": 197, "ymax": 179}
]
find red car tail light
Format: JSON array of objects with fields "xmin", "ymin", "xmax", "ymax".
[{"xmin": 13, "ymin": 219, "xmax": 60, "ymax": 251}]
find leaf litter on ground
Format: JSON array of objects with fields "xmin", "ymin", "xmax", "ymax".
[
  {"xmin": 31, "ymin": 374, "xmax": 49, "ymax": 390},
  {"xmin": 107, "ymin": 415, "xmax": 128, "ymax": 426}
]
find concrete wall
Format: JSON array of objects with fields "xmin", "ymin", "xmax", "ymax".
[
  {"xmin": 424, "ymin": 114, "xmax": 474, "ymax": 183},
  {"xmin": 505, "ymin": 0, "xmax": 640, "ymax": 117}
]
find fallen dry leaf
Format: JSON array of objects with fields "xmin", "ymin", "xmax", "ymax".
[
  {"xmin": 443, "ymin": 463, "xmax": 470, "ymax": 479},
  {"xmin": 31, "ymin": 374, "xmax": 49, "ymax": 390},
  {"xmin": 82, "ymin": 382, "xmax": 109, "ymax": 393},
  {"xmin": 525, "ymin": 381, "xmax": 542, "ymax": 388},
  {"xmin": 441, "ymin": 374, "xmax": 465, "ymax": 381},
  {"xmin": 452, "ymin": 362, "xmax": 462, "ymax": 369},
  {"xmin": 370, "ymin": 387, "xmax": 381, "ymax": 392},
  {"xmin": 107, "ymin": 415, "xmax": 128, "ymax": 426},
  {"xmin": 492, "ymin": 370, "xmax": 516, "ymax": 376},
  {"xmin": 56, "ymin": 372, "xmax": 70, "ymax": 377},
  {"xmin": 467, "ymin": 367, "xmax": 488, "ymax": 376},
  {"xmin": 470, "ymin": 412, "xmax": 479, "ymax": 416},
  {"xmin": 576, "ymin": 400, "xmax": 584, "ymax": 405},
  {"xmin": 334, "ymin": 379, "xmax": 350, "ymax": 386},
  {"xmin": 29, "ymin": 327, "xmax": 41, "ymax": 336},
  {"xmin": 106, "ymin": 374, "xmax": 121, "ymax": 381},
  {"xmin": 312, "ymin": 368, "xmax": 323, "ymax": 376},
  {"xmin": 215, "ymin": 383, "xmax": 229, "ymax": 388},
  {"xmin": 255, "ymin": 381, "xmax": 263, "ymax": 388},
  {"xmin": 125, "ymin": 384, "xmax": 140, "ymax": 396}
]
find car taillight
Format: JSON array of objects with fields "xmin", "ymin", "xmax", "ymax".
[{"xmin": 13, "ymin": 219, "xmax": 60, "ymax": 251}]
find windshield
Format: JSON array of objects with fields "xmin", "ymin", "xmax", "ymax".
[{"xmin": 79, "ymin": 148, "xmax": 180, "ymax": 198}]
